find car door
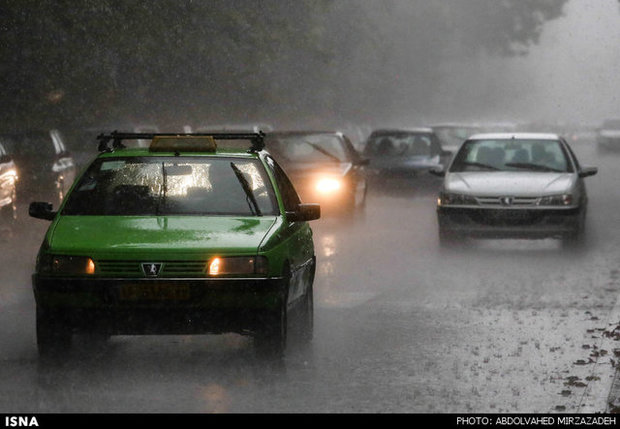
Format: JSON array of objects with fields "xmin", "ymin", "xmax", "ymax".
[{"xmin": 265, "ymin": 155, "xmax": 315, "ymax": 305}]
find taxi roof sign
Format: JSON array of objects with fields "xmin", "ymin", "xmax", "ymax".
[
  {"xmin": 149, "ymin": 136, "xmax": 217, "ymax": 152},
  {"xmin": 96, "ymin": 131, "xmax": 265, "ymax": 153}
]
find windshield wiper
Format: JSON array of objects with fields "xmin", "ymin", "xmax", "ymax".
[
  {"xmin": 302, "ymin": 140, "xmax": 342, "ymax": 163},
  {"xmin": 230, "ymin": 162, "xmax": 262, "ymax": 216},
  {"xmin": 156, "ymin": 162, "xmax": 167, "ymax": 215},
  {"xmin": 459, "ymin": 161, "xmax": 500, "ymax": 171},
  {"xmin": 504, "ymin": 162, "xmax": 564, "ymax": 173}
]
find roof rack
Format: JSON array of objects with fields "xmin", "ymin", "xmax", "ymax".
[{"xmin": 96, "ymin": 130, "xmax": 266, "ymax": 153}]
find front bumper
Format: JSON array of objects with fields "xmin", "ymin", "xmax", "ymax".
[
  {"xmin": 437, "ymin": 206, "xmax": 583, "ymax": 239},
  {"xmin": 33, "ymin": 275, "xmax": 285, "ymax": 335}
]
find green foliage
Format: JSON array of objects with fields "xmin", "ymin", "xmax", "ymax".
[{"xmin": 0, "ymin": 0, "xmax": 568, "ymax": 133}]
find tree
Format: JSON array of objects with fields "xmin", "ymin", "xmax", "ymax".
[{"xmin": 0, "ymin": 0, "xmax": 569, "ymax": 134}]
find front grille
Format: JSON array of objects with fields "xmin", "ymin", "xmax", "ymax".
[
  {"xmin": 96, "ymin": 260, "xmax": 207, "ymax": 277},
  {"xmin": 466, "ymin": 209, "xmax": 546, "ymax": 226},
  {"xmin": 475, "ymin": 196, "xmax": 539, "ymax": 207}
]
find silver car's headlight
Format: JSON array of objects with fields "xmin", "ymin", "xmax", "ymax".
[
  {"xmin": 537, "ymin": 194, "xmax": 573, "ymax": 206},
  {"xmin": 438, "ymin": 192, "xmax": 478, "ymax": 207}
]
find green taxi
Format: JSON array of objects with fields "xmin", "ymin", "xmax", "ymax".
[{"xmin": 29, "ymin": 132, "xmax": 320, "ymax": 356}]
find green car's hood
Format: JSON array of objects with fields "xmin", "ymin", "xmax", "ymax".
[{"xmin": 47, "ymin": 215, "xmax": 279, "ymax": 257}]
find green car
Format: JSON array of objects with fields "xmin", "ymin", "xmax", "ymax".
[{"xmin": 29, "ymin": 132, "xmax": 320, "ymax": 356}]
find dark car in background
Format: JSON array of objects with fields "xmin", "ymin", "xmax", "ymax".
[
  {"xmin": 0, "ymin": 139, "xmax": 18, "ymax": 226},
  {"xmin": 2, "ymin": 129, "xmax": 76, "ymax": 206},
  {"xmin": 264, "ymin": 131, "xmax": 368, "ymax": 214},
  {"xmin": 362, "ymin": 128, "xmax": 452, "ymax": 180},
  {"xmin": 596, "ymin": 118, "xmax": 620, "ymax": 151},
  {"xmin": 430, "ymin": 123, "xmax": 483, "ymax": 154}
]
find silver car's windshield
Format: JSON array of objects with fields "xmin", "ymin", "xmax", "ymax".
[{"xmin": 449, "ymin": 139, "xmax": 573, "ymax": 173}]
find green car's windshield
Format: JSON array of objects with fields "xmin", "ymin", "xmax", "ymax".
[
  {"xmin": 449, "ymin": 139, "xmax": 573, "ymax": 173},
  {"xmin": 62, "ymin": 157, "xmax": 279, "ymax": 216}
]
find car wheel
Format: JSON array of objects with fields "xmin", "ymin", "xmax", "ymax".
[
  {"xmin": 255, "ymin": 266, "xmax": 289, "ymax": 356},
  {"xmin": 438, "ymin": 225, "xmax": 460, "ymax": 248},
  {"xmin": 255, "ymin": 299, "xmax": 287, "ymax": 356},
  {"xmin": 299, "ymin": 284, "xmax": 314, "ymax": 344},
  {"xmin": 36, "ymin": 307, "xmax": 72, "ymax": 358},
  {"xmin": 563, "ymin": 210, "xmax": 586, "ymax": 250}
]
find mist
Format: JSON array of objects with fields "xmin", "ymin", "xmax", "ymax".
[
  {"xmin": 6, "ymin": 0, "xmax": 618, "ymax": 136},
  {"xmin": 427, "ymin": 0, "xmax": 620, "ymax": 127}
]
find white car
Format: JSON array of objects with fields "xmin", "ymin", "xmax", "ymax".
[{"xmin": 432, "ymin": 133, "xmax": 597, "ymax": 247}]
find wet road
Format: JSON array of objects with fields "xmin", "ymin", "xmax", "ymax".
[{"xmin": 1, "ymin": 134, "xmax": 620, "ymax": 413}]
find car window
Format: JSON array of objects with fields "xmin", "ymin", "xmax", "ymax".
[
  {"xmin": 266, "ymin": 134, "xmax": 348, "ymax": 163},
  {"xmin": 265, "ymin": 155, "xmax": 301, "ymax": 212},
  {"xmin": 2, "ymin": 132, "xmax": 60, "ymax": 160},
  {"xmin": 62, "ymin": 157, "xmax": 279, "ymax": 216},
  {"xmin": 364, "ymin": 133, "xmax": 433, "ymax": 157},
  {"xmin": 433, "ymin": 127, "xmax": 478, "ymax": 147},
  {"xmin": 50, "ymin": 129, "xmax": 68, "ymax": 154},
  {"xmin": 450, "ymin": 139, "xmax": 572, "ymax": 173}
]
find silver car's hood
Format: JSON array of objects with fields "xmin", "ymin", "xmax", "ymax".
[{"xmin": 444, "ymin": 172, "xmax": 576, "ymax": 196}]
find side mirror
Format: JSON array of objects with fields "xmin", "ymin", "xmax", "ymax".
[
  {"xmin": 429, "ymin": 167, "xmax": 446, "ymax": 177},
  {"xmin": 579, "ymin": 167, "xmax": 598, "ymax": 178},
  {"xmin": 29, "ymin": 202, "xmax": 56, "ymax": 221},
  {"xmin": 286, "ymin": 203, "xmax": 321, "ymax": 222}
]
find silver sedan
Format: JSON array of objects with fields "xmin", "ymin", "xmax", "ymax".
[{"xmin": 432, "ymin": 133, "xmax": 598, "ymax": 247}]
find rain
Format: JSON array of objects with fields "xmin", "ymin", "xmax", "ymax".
[{"xmin": 2, "ymin": 0, "xmax": 620, "ymax": 418}]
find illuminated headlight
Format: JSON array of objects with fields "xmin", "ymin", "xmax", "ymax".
[
  {"xmin": 537, "ymin": 194, "xmax": 573, "ymax": 206},
  {"xmin": 437, "ymin": 192, "xmax": 478, "ymax": 206},
  {"xmin": 38, "ymin": 255, "xmax": 95, "ymax": 275},
  {"xmin": 316, "ymin": 177, "xmax": 342, "ymax": 193},
  {"xmin": 208, "ymin": 256, "xmax": 268, "ymax": 276}
]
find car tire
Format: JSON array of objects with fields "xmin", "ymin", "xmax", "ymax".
[
  {"xmin": 562, "ymin": 209, "xmax": 587, "ymax": 250},
  {"xmin": 299, "ymin": 283, "xmax": 314, "ymax": 344},
  {"xmin": 36, "ymin": 307, "xmax": 72, "ymax": 358},
  {"xmin": 255, "ymin": 266, "xmax": 289, "ymax": 356},
  {"xmin": 438, "ymin": 225, "xmax": 460, "ymax": 248},
  {"xmin": 255, "ymin": 299, "xmax": 287, "ymax": 356}
]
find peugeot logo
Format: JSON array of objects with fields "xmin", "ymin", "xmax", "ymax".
[
  {"xmin": 142, "ymin": 263, "xmax": 163, "ymax": 277},
  {"xmin": 500, "ymin": 196, "xmax": 514, "ymax": 206}
]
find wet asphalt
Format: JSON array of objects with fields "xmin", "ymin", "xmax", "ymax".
[{"xmin": 1, "ymin": 134, "xmax": 620, "ymax": 413}]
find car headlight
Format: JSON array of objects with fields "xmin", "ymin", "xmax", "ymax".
[
  {"xmin": 316, "ymin": 177, "xmax": 342, "ymax": 193},
  {"xmin": 38, "ymin": 255, "xmax": 95, "ymax": 275},
  {"xmin": 208, "ymin": 256, "xmax": 268, "ymax": 276},
  {"xmin": 537, "ymin": 194, "xmax": 573, "ymax": 206},
  {"xmin": 437, "ymin": 192, "xmax": 478, "ymax": 207}
]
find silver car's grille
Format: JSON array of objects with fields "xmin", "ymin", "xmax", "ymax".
[
  {"xmin": 475, "ymin": 196, "xmax": 539, "ymax": 207},
  {"xmin": 465, "ymin": 209, "xmax": 547, "ymax": 226}
]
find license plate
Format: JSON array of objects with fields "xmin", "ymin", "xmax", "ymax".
[{"xmin": 119, "ymin": 284, "xmax": 190, "ymax": 300}]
